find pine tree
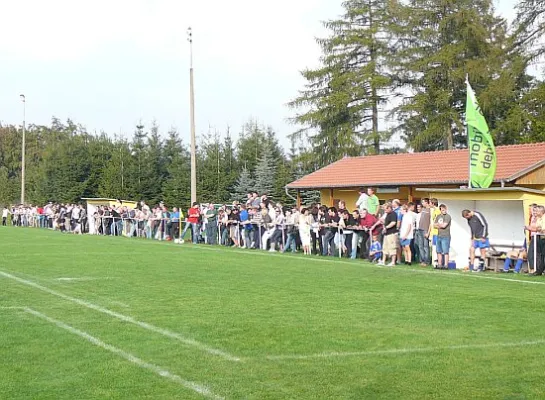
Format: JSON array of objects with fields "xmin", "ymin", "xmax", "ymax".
[
  {"xmin": 273, "ymin": 158, "xmax": 295, "ymax": 206},
  {"xmin": 231, "ymin": 166, "xmax": 254, "ymax": 203},
  {"xmin": 514, "ymin": 0, "xmax": 545, "ymax": 60},
  {"xmin": 253, "ymin": 143, "xmax": 276, "ymax": 197},
  {"xmin": 392, "ymin": 0, "xmax": 509, "ymax": 151},
  {"xmin": 98, "ymin": 139, "xmax": 132, "ymax": 200},
  {"xmin": 290, "ymin": 0, "xmax": 395, "ymax": 166},
  {"xmin": 143, "ymin": 122, "xmax": 165, "ymax": 204},
  {"xmin": 162, "ymin": 128, "xmax": 191, "ymax": 208}
]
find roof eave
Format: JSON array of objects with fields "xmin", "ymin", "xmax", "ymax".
[
  {"xmin": 286, "ymin": 180, "xmax": 472, "ymax": 190},
  {"xmin": 505, "ymin": 159, "xmax": 545, "ymax": 182}
]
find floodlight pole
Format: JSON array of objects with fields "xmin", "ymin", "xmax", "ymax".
[
  {"xmin": 188, "ymin": 27, "xmax": 197, "ymax": 204},
  {"xmin": 20, "ymin": 94, "xmax": 26, "ymax": 205}
]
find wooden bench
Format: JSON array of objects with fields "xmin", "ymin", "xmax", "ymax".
[{"xmin": 484, "ymin": 244, "xmax": 527, "ymax": 273}]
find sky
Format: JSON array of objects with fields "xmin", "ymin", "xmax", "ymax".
[{"xmin": 0, "ymin": 0, "xmax": 520, "ymax": 149}]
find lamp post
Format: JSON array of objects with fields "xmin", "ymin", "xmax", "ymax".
[
  {"xmin": 187, "ymin": 27, "xmax": 197, "ymax": 204},
  {"xmin": 20, "ymin": 94, "xmax": 26, "ymax": 205}
]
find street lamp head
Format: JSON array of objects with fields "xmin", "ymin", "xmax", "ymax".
[{"xmin": 20, "ymin": 94, "xmax": 25, "ymax": 102}]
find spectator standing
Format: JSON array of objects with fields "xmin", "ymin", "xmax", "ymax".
[
  {"xmin": 204, "ymin": 205, "xmax": 218, "ymax": 245},
  {"xmin": 358, "ymin": 209, "xmax": 377, "ymax": 260},
  {"xmin": 182, "ymin": 202, "xmax": 201, "ymax": 244},
  {"xmin": 282, "ymin": 209, "xmax": 296, "ymax": 253},
  {"xmin": 416, "ymin": 198, "xmax": 431, "ymax": 266},
  {"xmin": 528, "ymin": 205, "xmax": 545, "ymax": 276},
  {"xmin": 434, "ymin": 204, "xmax": 452, "ymax": 270},
  {"xmin": 322, "ymin": 207, "xmax": 340, "ymax": 256},
  {"xmin": 229, "ymin": 208, "xmax": 241, "ymax": 247},
  {"xmin": 400, "ymin": 204, "xmax": 415, "ymax": 265},
  {"xmin": 250, "ymin": 207, "xmax": 262, "ymax": 249},
  {"xmin": 310, "ymin": 207, "xmax": 322, "ymax": 256},
  {"xmin": 239, "ymin": 205, "xmax": 251, "ymax": 248},
  {"xmin": 261, "ymin": 208, "xmax": 274, "ymax": 250},
  {"xmin": 170, "ymin": 207, "xmax": 181, "ymax": 241},
  {"xmin": 379, "ymin": 203, "xmax": 399, "ymax": 266},
  {"xmin": 367, "ymin": 187, "xmax": 380, "ymax": 216},
  {"xmin": 356, "ymin": 188, "xmax": 369, "ymax": 213},
  {"xmin": 268, "ymin": 208, "xmax": 285, "ymax": 252},
  {"xmin": 430, "ymin": 198, "xmax": 440, "ymax": 267},
  {"xmin": 298, "ymin": 208, "xmax": 312, "ymax": 255},
  {"xmin": 2, "ymin": 206, "xmax": 9, "ymax": 226}
]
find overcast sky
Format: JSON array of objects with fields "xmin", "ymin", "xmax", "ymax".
[{"xmin": 0, "ymin": 0, "xmax": 519, "ymax": 148}]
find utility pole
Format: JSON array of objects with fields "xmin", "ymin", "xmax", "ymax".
[
  {"xmin": 20, "ymin": 94, "xmax": 26, "ymax": 205},
  {"xmin": 188, "ymin": 27, "xmax": 197, "ymax": 204}
]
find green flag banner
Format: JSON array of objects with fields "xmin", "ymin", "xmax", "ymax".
[{"xmin": 466, "ymin": 79, "xmax": 496, "ymax": 188}]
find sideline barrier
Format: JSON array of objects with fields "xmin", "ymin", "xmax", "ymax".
[{"xmin": 7, "ymin": 214, "xmax": 382, "ymax": 259}]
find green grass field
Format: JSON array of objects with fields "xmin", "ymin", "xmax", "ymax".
[{"xmin": 2, "ymin": 227, "xmax": 545, "ymax": 399}]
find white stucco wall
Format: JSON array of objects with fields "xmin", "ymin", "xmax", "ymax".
[{"xmin": 436, "ymin": 199, "xmax": 525, "ymax": 268}]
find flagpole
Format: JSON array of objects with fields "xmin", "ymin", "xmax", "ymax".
[{"xmin": 466, "ymin": 74, "xmax": 471, "ymax": 189}]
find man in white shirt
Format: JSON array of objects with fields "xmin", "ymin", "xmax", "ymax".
[
  {"xmin": 2, "ymin": 207, "xmax": 9, "ymax": 226},
  {"xmin": 356, "ymin": 187, "xmax": 369, "ymax": 212}
]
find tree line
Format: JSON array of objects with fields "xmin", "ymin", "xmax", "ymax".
[
  {"xmin": 0, "ymin": 118, "xmax": 319, "ymax": 208},
  {"xmin": 290, "ymin": 0, "xmax": 545, "ymax": 165},
  {"xmin": 4, "ymin": 0, "xmax": 545, "ymax": 207}
]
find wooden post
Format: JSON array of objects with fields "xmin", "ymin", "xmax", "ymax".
[
  {"xmin": 408, "ymin": 186, "xmax": 413, "ymax": 203},
  {"xmin": 297, "ymin": 190, "xmax": 301, "ymax": 208},
  {"xmin": 329, "ymin": 189, "xmax": 334, "ymax": 207}
]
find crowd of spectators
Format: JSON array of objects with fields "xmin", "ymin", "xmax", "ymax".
[{"xmin": 2, "ymin": 188, "xmax": 544, "ymax": 274}]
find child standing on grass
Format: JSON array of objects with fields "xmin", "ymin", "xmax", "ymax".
[{"xmin": 369, "ymin": 235, "xmax": 382, "ymax": 263}]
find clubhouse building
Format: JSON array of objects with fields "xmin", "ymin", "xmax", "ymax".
[{"xmin": 287, "ymin": 143, "xmax": 545, "ymax": 267}]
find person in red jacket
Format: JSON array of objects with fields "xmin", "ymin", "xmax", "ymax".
[{"xmin": 181, "ymin": 202, "xmax": 201, "ymax": 244}]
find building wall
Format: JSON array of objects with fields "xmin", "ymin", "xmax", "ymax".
[{"xmin": 515, "ymin": 165, "xmax": 545, "ymax": 186}]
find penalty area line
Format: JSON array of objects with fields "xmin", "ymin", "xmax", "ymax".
[
  {"xmin": 14, "ymin": 307, "xmax": 223, "ymax": 400},
  {"xmin": 266, "ymin": 339, "xmax": 545, "ymax": 360},
  {"xmin": 0, "ymin": 270, "xmax": 241, "ymax": 362}
]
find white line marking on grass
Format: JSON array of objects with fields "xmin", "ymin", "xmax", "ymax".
[
  {"xmin": 54, "ymin": 277, "xmax": 112, "ymax": 282},
  {"xmin": 20, "ymin": 307, "xmax": 223, "ymax": 400},
  {"xmin": 266, "ymin": 339, "xmax": 545, "ymax": 360},
  {"xmin": 0, "ymin": 306, "xmax": 25, "ymax": 310},
  {"xmin": 109, "ymin": 300, "xmax": 131, "ymax": 308},
  {"xmin": 188, "ymin": 245, "xmax": 545, "ymax": 286},
  {"xmin": 0, "ymin": 271, "xmax": 240, "ymax": 362},
  {"xmin": 55, "ymin": 277, "xmax": 102, "ymax": 282}
]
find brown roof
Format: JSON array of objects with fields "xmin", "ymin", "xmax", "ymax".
[{"xmin": 287, "ymin": 143, "xmax": 545, "ymax": 189}]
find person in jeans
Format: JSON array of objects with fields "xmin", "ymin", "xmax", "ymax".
[
  {"xmin": 358, "ymin": 209, "xmax": 377, "ymax": 259},
  {"xmin": 250, "ymin": 207, "xmax": 262, "ymax": 249},
  {"xmin": 205, "ymin": 204, "xmax": 218, "ymax": 245},
  {"xmin": 434, "ymin": 204, "xmax": 452, "ymax": 270},
  {"xmin": 415, "ymin": 198, "xmax": 431, "ymax": 266},
  {"xmin": 239, "ymin": 205, "xmax": 253, "ymax": 248},
  {"xmin": 322, "ymin": 207, "xmax": 340, "ymax": 256},
  {"xmin": 181, "ymin": 202, "xmax": 201, "ymax": 244},
  {"xmin": 283, "ymin": 209, "xmax": 297, "ymax": 253}
]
